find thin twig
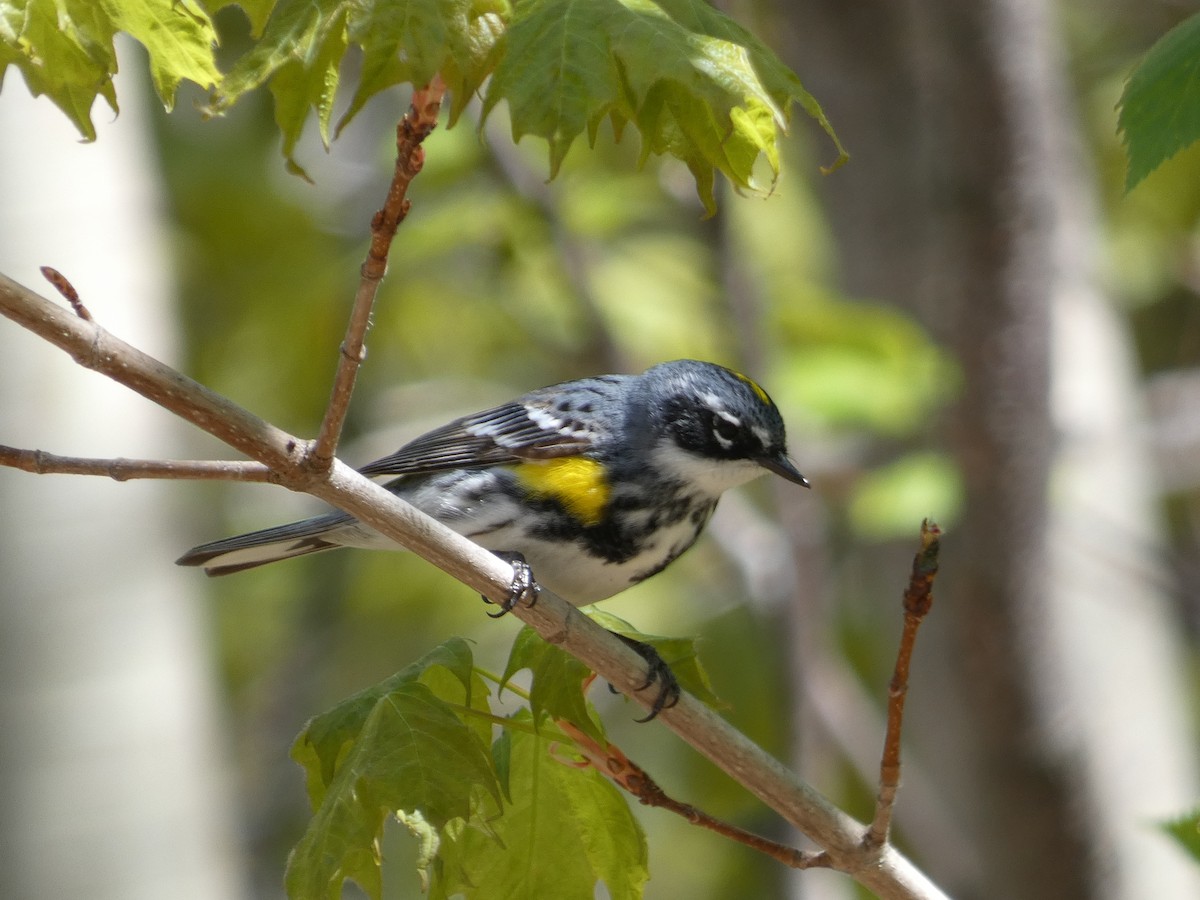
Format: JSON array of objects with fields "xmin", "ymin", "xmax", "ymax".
[
  {"xmin": 864, "ymin": 519, "xmax": 942, "ymax": 851},
  {"xmin": 312, "ymin": 77, "xmax": 446, "ymax": 468},
  {"xmin": 556, "ymin": 720, "xmax": 832, "ymax": 870},
  {"xmin": 0, "ymin": 445, "xmax": 271, "ymax": 482}
]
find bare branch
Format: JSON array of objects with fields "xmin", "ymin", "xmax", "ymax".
[
  {"xmin": 0, "ymin": 445, "xmax": 271, "ymax": 482},
  {"xmin": 313, "ymin": 78, "xmax": 446, "ymax": 467},
  {"xmin": 865, "ymin": 519, "xmax": 942, "ymax": 851},
  {"xmin": 0, "ymin": 272, "xmax": 947, "ymax": 899}
]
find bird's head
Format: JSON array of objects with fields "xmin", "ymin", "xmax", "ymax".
[{"xmin": 637, "ymin": 360, "xmax": 809, "ymax": 495}]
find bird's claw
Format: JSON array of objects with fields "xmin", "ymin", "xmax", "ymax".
[
  {"xmin": 614, "ymin": 634, "xmax": 681, "ymax": 722},
  {"xmin": 483, "ymin": 552, "xmax": 540, "ymax": 618}
]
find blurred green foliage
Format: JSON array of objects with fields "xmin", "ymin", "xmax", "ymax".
[{"xmin": 1161, "ymin": 807, "xmax": 1200, "ymax": 863}]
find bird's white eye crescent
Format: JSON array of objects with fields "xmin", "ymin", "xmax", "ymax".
[{"xmin": 713, "ymin": 412, "xmax": 740, "ymax": 448}]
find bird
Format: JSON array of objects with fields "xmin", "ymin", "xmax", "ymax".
[{"xmin": 177, "ymin": 359, "xmax": 808, "ymax": 716}]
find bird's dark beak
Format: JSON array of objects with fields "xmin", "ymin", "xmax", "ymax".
[{"xmin": 757, "ymin": 452, "xmax": 810, "ymax": 488}]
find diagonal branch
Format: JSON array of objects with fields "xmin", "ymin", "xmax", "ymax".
[{"xmin": 0, "ymin": 272, "xmax": 946, "ymax": 899}]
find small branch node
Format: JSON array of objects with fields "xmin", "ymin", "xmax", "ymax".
[
  {"xmin": 40, "ymin": 266, "xmax": 92, "ymax": 321},
  {"xmin": 540, "ymin": 604, "xmax": 573, "ymax": 646},
  {"xmin": 338, "ymin": 341, "xmax": 367, "ymax": 363}
]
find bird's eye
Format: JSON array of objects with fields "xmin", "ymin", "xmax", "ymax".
[{"xmin": 712, "ymin": 414, "xmax": 740, "ymax": 443}]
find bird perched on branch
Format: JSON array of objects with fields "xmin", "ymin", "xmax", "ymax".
[{"xmin": 178, "ymin": 359, "xmax": 808, "ymax": 716}]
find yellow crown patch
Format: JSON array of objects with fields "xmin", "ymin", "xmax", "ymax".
[
  {"xmin": 513, "ymin": 458, "xmax": 610, "ymax": 527},
  {"xmin": 733, "ymin": 371, "xmax": 771, "ymax": 406}
]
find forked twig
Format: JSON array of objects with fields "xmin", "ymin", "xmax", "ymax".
[{"xmin": 864, "ymin": 519, "xmax": 942, "ymax": 850}]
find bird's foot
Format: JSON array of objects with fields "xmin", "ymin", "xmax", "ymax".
[
  {"xmin": 613, "ymin": 634, "xmax": 681, "ymax": 722},
  {"xmin": 483, "ymin": 551, "xmax": 541, "ymax": 618}
]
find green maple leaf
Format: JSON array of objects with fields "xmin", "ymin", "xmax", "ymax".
[
  {"xmin": 501, "ymin": 613, "xmax": 720, "ymax": 740},
  {"xmin": 285, "ymin": 639, "xmax": 502, "ymax": 900},
  {"xmin": 433, "ymin": 717, "xmax": 649, "ymax": 900},
  {"xmin": 5, "ymin": 0, "xmax": 842, "ymax": 206},
  {"xmin": 210, "ymin": 0, "xmax": 510, "ymax": 174},
  {"xmin": 203, "ymin": 1, "xmax": 277, "ymax": 37},
  {"xmin": 0, "ymin": 0, "xmax": 219, "ymax": 139},
  {"xmin": 501, "ymin": 624, "xmax": 604, "ymax": 739},
  {"xmin": 1118, "ymin": 11, "xmax": 1200, "ymax": 190},
  {"xmin": 484, "ymin": 0, "xmax": 845, "ymax": 214},
  {"xmin": 209, "ymin": 0, "xmax": 843, "ymax": 211}
]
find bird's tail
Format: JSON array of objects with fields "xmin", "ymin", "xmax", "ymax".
[{"xmin": 175, "ymin": 513, "xmax": 351, "ymax": 576}]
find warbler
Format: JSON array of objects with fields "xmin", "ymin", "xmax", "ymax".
[{"xmin": 178, "ymin": 359, "xmax": 808, "ymax": 715}]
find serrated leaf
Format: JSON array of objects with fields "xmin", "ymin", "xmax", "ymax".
[
  {"xmin": 440, "ymin": 0, "xmax": 508, "ymax": 126},
  {"xmin": 420, "ymin": 657, "xmax": 496, "ymax": 752},
  {"xmin": 1160, "ymin": 807, "xmax": 1200, "ymax": 862},
  {"xmin": 2, "ymin": 0, "xmax": 218, "ymax": 138},
  {"xmin": 501, "ymin": 625, "xmax": 604, "ymax": 740},
  {"xmin": 434, "ymin": 719, "xmax": 648, "ymax": 900},
  {"xmin": 267, "ymin": 3, "xmax": 348, "ymax": 157},
  {"xmin": 483, "ymin": 0, "xmax": 845, "ymax": 213},
  {"xmin": 337, "ymin": 0, "xmax": 506, "ymax": 134},
  {"xmin": 287, "ymin": 680, "xmax": 500, "ymax": 900},
  {"xmin": 1118, "ymin": 12, "xmax": 1200, "ymax": 190},
  {"xmin": 100, "ymin": 0, "xmax": 220, "ymax": 107},
  {"xmin": 293, "ymin": 638, "xmax": 478, "ymax": 808},
  {"xmin": 210, "ymin": 0, "xmax": 347, "ymax": 107},
  {"xmin": 0, "ymin": 11, "xmax": 20, "ymax": 78},
  {"xmin": 209, "ymin": 0, "xmax": 840, "ymax": 206},
  {"xmin": 6, "ymin": 0, "xmax": 120, "ymax": 139},
  {"xmin": 212, "ymin": 0, "xmax": 509, "ymax": 168}
]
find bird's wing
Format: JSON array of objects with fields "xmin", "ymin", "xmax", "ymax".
[{"xmin": 357, "ymin": 389, "xmax": 612, "ymax": 478}]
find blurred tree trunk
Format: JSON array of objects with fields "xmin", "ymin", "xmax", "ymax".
[
  {"xmin": 772, "ymin": 0, "xmax": 1200, "ymax": 898},
  {"xmin": 0, "ymin": 45, "xmax": 247, "ymax": 900}
]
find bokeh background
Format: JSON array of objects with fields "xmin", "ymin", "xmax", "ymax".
[{"xmin": 2, "ymin": 2, "xmax": 1199, "ymax": 898}]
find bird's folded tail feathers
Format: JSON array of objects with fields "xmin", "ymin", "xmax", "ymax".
[{"xmin": 176, "ymin": 514, "xmax": 349, "ymax": 577}]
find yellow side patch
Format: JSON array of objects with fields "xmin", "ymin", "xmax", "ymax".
[
  {"xmin": 733, "ymin": 370, "xmax": 771, "ymax": 406},
  {"xmin": 514, "ymin": 457, "xmax": 610, "ymax": 526}
]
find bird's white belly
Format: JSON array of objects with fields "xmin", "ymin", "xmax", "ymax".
[
  {"xmin": 472, "ymin": 515, "xmax": 706, "ymax": 606},
  {"xmin": 336, "ymin": 471, "xmax": 711, "ymax": 605}
]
